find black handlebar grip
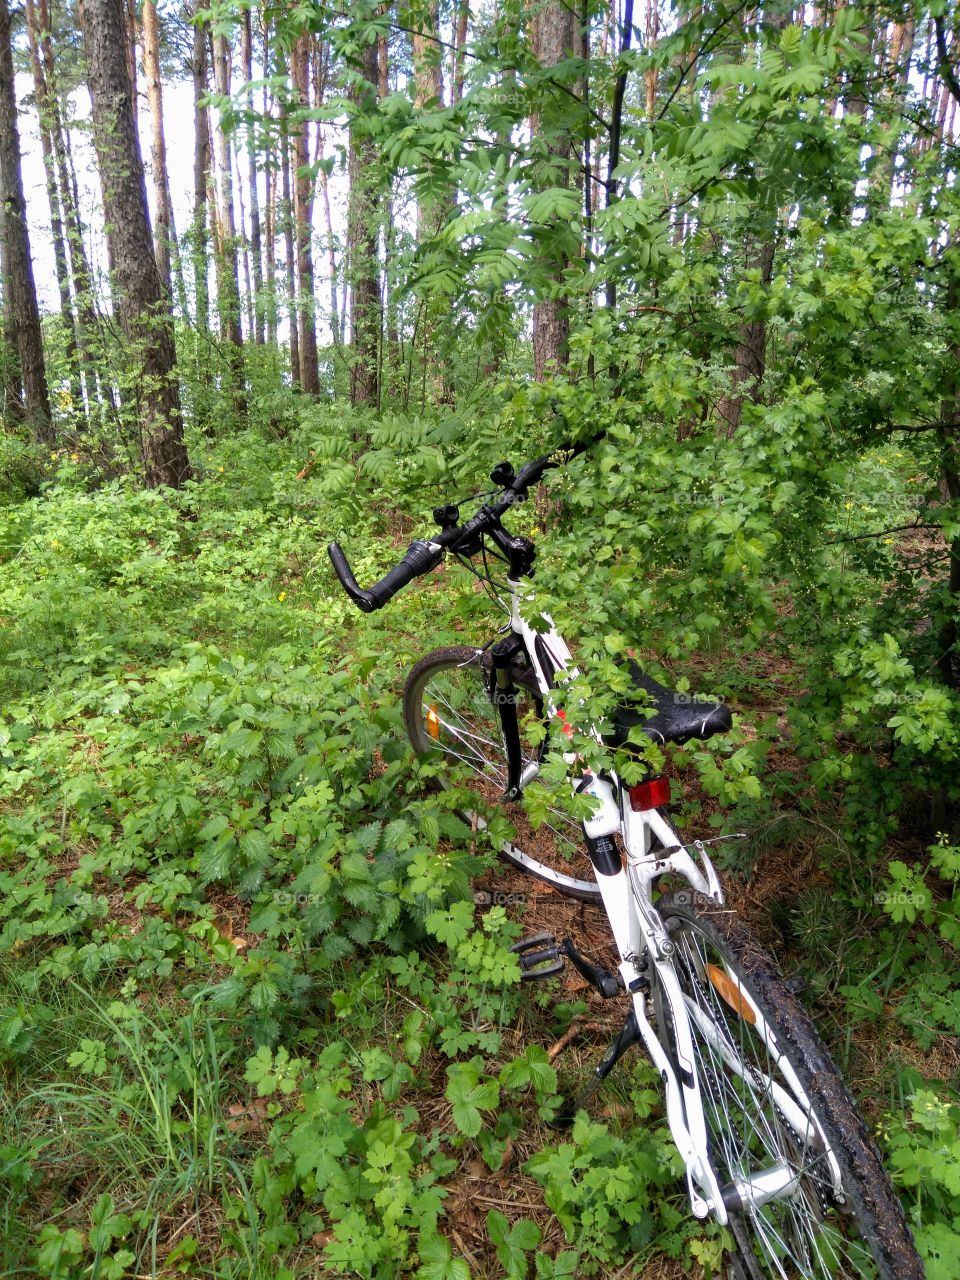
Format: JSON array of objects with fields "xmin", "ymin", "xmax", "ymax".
[{"xmin": 328, "ymin": 539, "xmax": 444, "ymax": 613}]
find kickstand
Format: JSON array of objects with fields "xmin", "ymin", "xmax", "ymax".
[{"xmin": 548, "ymin": 1010, "xmax": 644, "ymax": 1130}]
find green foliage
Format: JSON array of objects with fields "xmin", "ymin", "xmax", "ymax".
[
  {"xmin": 885, "ymin": 1089, "xmax": 960, "ymax": 1280},
  {"xmin": 525, "ymin": 1105, "xmax": 704, "ymax": 1273},
  {"xmin": 12, "ymin": 0, "xmax": 960, "ymax": 1265},
  {"xmin": 0, "ymin": 433, "xmax": 46, "ymax": 504}
]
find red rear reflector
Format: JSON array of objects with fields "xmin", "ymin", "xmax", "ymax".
[
  {"xmin": 555, "ymin": 708, "xmax": 574, "ymax": 737},
  {"xmin": 628, "ymin": 776, "xmax": 670, "ymax": 810}
]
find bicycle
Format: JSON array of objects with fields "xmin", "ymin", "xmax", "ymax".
[{"xmin": 328, "ymin": 444, "xmax": 924, "ymax": 1280}]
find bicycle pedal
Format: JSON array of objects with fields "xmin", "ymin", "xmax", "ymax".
[
  {"xmin": 510, "ymin": 932, "xmax": 564, "ymax": 981},
  {"xmin": 784, "ymin": 975, "xmax": 807, "ymax": 995},
  {"xmin": 560, "ymin": 937, "xmax": 620, "ymax": 998}
]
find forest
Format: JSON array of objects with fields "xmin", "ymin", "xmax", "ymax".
[{"xmin": 0, "ymin": 0, "xmax": 959, "ymax": 1274}]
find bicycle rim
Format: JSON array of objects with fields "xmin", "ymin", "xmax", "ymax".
[
  {"xmin": 655, "ymin": 890, "xmax": 922, "ymax": 1280},
  {"xmin": 403, "ymin": 646, "xmax": 600, "ymax": 901}
]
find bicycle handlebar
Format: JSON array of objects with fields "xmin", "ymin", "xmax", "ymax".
[
  {"xmin": 328, "ymin": 435, "xmax": 598, "ymax": 613},
  {"xmin": 328, "ymin": 538, "xmax": 445, "ymax": 613}
]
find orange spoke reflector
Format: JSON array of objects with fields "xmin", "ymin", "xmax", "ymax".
[
  {"xmin": 426, "ymin": 704, "xmax": 441, "ymax": 740},
  {"xmin": 706, "ymin": 964, "xmax": 757, "ymax": 1025}
]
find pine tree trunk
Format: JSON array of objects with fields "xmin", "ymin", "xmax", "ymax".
[
  {"xmin": 529, "ymin": 0, "xmax": 577, "ymax": 381},
  {"xmin": 290, "ymin": 33, "xmax": 319, "ymax": 394},
  {"xmin": 125, "ymin": 0, "xmax": 139, "ymax": 129},
  {"xmin": 452, "ymin": 0, "xmax": 468, "ymax": 104},
  {"xmin": 191, "ymin": 0, "xmax": 210, "ymax": 335},
  {"xmin": 261, "ymin": 7, "xmax": 277, "ymax": 346},
  {"xmin": 240, "ymin": 7, "xmax": 264, "ymax": 344},
  {"xmin": 39, "ymin": 0, "xmax": 99, "ymax": 407},
  {"xmin": 348, "ymin": 38, "xmax": 381, "ymax": 407},
  {"xmin": 717, "ymin": 234, "xmax": 776, "ymax": 436},
  {"xmin": 142, "ymin": 0, "xmax": 174, "ymax": 297},
  {"xmin": 0, "ymin": 237, "xmax": 24, "ymax": 424},
  {"xmin": 644, "ymin": 0, "xmax": 659, "ymax": 117},
  {"xmin": 280, "ymin": 98, "xmax": 300, "ymax": 388},
  {"xmin": 317, "ymin": 134, "xmax": 339, "ymax": 345},
  {"xmin": 235, "ymin": 138, "xmax": 255, "ymax": 339},
  {"xmin": 212, "ymin": 30, "xmax": 246, "ymax": 415},
  {"xmin": 24, "ymin": 0, "xmax": 82, "ymax": 419},
  {"xmin": 0, "ymin": 0, "xmax": 52, "ymax": 441},
  {"xmin": 412, "ymin": 0, "xmax": 444, "ymax": 241},
  {"xmin": 78, "ymin": 0, "xmax": 190, "ymax": 486}
]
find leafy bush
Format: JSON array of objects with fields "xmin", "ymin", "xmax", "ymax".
[{"xmin": 0, "ymin": 434, "xmax": 46, "ymax": 505}]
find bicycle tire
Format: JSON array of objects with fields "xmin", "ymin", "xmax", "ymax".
[
  {"xmin": 403, "ymin": 645, "xmax": 601, "ymax": 901},
  {"xmin": 653, "ymin": 888, "xmax": 923, "ymax": 1280}
]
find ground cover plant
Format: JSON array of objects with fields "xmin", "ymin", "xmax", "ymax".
[
  {"xmin": 0, "ymin": 387, "xmax": 957, "ymax": 1277},
  {"xmin": 2, "ymin": 0, "xmax": 960, "ymax": 1272}
]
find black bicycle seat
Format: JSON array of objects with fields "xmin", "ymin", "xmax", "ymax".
[{"xmin": 604, "ymin": 661, "xmax": 732, "ymax": 748}]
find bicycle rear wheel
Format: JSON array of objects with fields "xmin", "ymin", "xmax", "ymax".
[
  {"xmin": 403, "ymin": 645, "xmax": 600, "ymax": 901},
  {"xmin": 654, "ymin": 889, "xmax": 922, "ymax": 1280}
]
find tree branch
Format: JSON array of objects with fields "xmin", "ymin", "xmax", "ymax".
[
  {"xmin": 874, "ymin": 417, "xmax": 960, "ymax": 435},
  {"xmin": 828, "ymin": 521, "xmax": 941, "ymax": 544}
]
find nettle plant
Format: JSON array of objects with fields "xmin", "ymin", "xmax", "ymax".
[
  {"xmin": 884, "ymin": 1089, "xmax": 960, "ymax": 1280},
  {"xmin": 242, "ymin": 1033, "xmax": 560, "ymax": 1277}
]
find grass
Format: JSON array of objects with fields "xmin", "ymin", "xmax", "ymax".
[{"xmin": 0, "ymin": 418, "xmax": 956, "ymax": 1277}]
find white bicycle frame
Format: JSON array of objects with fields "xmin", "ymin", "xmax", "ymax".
[{"xmin": 500, "ymin": 580, "xmax": 843, "ymax": 1224}]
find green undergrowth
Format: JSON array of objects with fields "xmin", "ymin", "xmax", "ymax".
[{"xmin": 0, "ymin": 407, "xmax": 958, "ymax": 1277}]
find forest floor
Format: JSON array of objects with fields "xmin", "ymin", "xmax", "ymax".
[{"xmin": 0, "ymin": 424, "xmax": 954, "ymax": 1279}]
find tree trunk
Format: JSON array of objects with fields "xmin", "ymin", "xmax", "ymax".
[
  {"xmin": 717, "ymin": 234, "xmax": 776, "ymax": 435},
  {"xmin": 142, "ymin": 0, "xmax": 174, "ymax": 297},
  {"xmin": 125, "ymin": 0, "xmax": 139, "ymax": 130},
  {"xmin": 78, "ymin": 0, "xmax": 190, "ymax": 486},
  {"xmin": 39, "ymin": 0, "xmax": 100, "ymax": 405},
  {"xmin": 235, "ymin": 138, "xmax": 255, "ymax": 339},
  {"xmin": 317, "ymin": 135, "xmax": 340, "ymax": 345},
  {"xmin": 280, "ymin": 97, "xmax": 300, "ymax": 388},
  {"xmin": 348, "ymin": 38, "xmax": 381, "ymax": 407},
  {"xmin": 192, "ymin": 0, "xmax": 210, "ymax": 335},
  {"xmin": 529, "ymin": 0, "xmax": 578, "ymax": 380},
  {"xmin": 240, "ymin": 7, "xmax": 264, "ymax": 344},
  {"xmin": 451, "ymin": 0, "xmax": 468, "ymax": 104},
  {"xmin": 212, "ymin": 30, "xmax": 246, "ymax": 415},
  {"xmin": 290, "ymin": 33, "xmax": 319, "ymax": 394},
  {"xmin": 0, "ymin": 0, "xmax": 52, "ymax": 441},
  {"xmin": 261, "ymin": 7, "xmax": 277, "ymax": 346},
  {"xmin": 0, "ymin": 233, "xmax": 24, "ymax": 424},
  {"xmin": 412, "ymin": 0, "xmax": 444, "ymax": 242},
  {"xmin": 645, "ymin": 0, "xmax": 659, "ymax": 117},
  {"xmin": 24, "ymin": 0, "xmax": 82, "ymax": 419}
]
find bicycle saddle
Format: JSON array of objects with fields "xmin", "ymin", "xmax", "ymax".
[{"xmin": 605, "ymin": 661, "xmax": 732, "ymax": 749}]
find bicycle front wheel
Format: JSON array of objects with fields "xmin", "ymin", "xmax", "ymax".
[
  {"xmin": 403, "ymin": 646, "xmax": 600, "ymax": 901},
  {"xmin": 654, "ymin": 889, "xmax": 922, "ymax": 1280}
]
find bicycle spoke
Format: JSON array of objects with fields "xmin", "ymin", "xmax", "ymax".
[
  {"xmin": 404, "ymin": 647, "xmax": 601, "ymax": 901},
  {"xmin": 662, "ymin": 914, "xmax": 884, "ymax": 1280}
]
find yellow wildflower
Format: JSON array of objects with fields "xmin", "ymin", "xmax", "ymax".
[{"xmin": 278, "ymin": 591, "xmax": 287, "ymax": 602}]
